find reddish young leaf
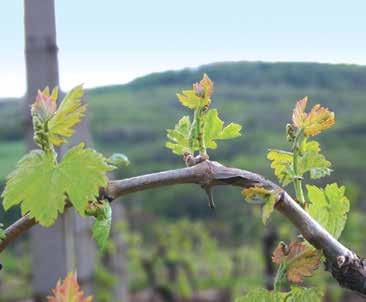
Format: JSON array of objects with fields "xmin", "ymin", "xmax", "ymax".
[
  {"xmin": 292, "ymin": 97, "xmax": 335, "ymax": 136},
  {"xmin": 198, "ymin": 73, "xmax": 213, "ymax": 99},
  {"xmin": 292, "ymin": 97, "xmax": 308, "ymax": 129},
  {"xmin": 31, "ymin": 87, "xmax": 58, "ymax": 121},
  {"xmin": 303, "ymin": 104, "xmax": 335, "ymax": 136},
  {"xmin": 47, "ymin": 272, "xmax": 93, "ymax": 302},
  {"xmin": 272, "ymin": 241, "xmax": 321, "ymax": 283},
  {"xmin": 272, "ymin": 241, "xmax": 289, "ymax": 264}
]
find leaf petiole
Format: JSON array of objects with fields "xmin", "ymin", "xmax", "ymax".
[
  {"xmin": 292, "ymin": 129, "xmax": 306, "ymax": 206},
  {"xmin": 273, "ymin": 262, "xmax": 287, "ymax": 291}
]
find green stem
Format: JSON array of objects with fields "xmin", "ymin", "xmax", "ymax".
[
  {"xmin": 292, "ymin": 130, "xmax": 306, "ymax": 206},
  {"xmin": 188, "ymin": 107, "xmax": 207, "ymax": 157},
  {"xmin": 273, "ymin": 263, "xmax": 287, "ymax": 291},
  {"xmin": 188, "ymin": 109, "xmax": 199, "ymax": 154},
  {"xmin": 197, "ymin": 107, "xmax": 207, "ymax": 157}
]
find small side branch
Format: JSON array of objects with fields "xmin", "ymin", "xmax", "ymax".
[
  {"xmin": 0, "ymin": 160, "xmax": 365, "ymax": 294},
  {"xmin": 0, "ymin": 214, "xmax": 36, "ymax": 250}
]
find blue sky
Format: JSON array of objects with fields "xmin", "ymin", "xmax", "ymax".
[{"xmin": 1, "ymin": 1, "xmax": 365, "ymax": 97}]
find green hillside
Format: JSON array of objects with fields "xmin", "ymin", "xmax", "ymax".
[{"xmin": 1, "ymin": 61, "xmax": 366, "ymax": 239}]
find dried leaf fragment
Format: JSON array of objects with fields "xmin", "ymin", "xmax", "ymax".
[{"xmin": 272, "ymin": 241, "xmax": 321, "ymax": 283}]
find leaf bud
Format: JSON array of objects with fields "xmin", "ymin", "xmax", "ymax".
[
  {"xmin": 193, "ymin": 83, "xmax": 205, "ymax": 98},
  {"xmin": 31, "ymin": 89, "xmax": 57, "ymax": 121}
]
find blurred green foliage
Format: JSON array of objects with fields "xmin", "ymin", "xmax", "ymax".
[
  {"xmin": 94, "ymin": 219, "xmax": 264, "ymax": 300},
  {"xmin": 0, "ymin": 141, "xmax": 25, "ymax": 180},
  {"xmin": 0, "ymin": 249, "xmax": 31, "ymax": 301}
]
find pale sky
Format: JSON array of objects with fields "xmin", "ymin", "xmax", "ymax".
[{"xmin": 1, "ymin": 1, "xmax": 366, "ymax": 97}]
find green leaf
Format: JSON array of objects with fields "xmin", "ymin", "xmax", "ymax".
[
  {"xmin": 219, "ymin": 122, "xmax": 242, "ymax": 139},
  {"xmin": 59, "ymin": 143, "xmax": 114, "ymax": 216},
  {"xmin": 235, "ymin": 288, "xmax": 286, "ymax": 302},
  {"xmin": 2, "ymin": 151, "xmax": 66, "ymax": 226},
  {"xmin": 107, "ymin": 153, "xmax": 129, "ymax": 167},
  {"xmin": 306, "ymin": 183, "xmax": 350, "ymax": 239},
  {"xmin": 235, "ymin": 287, "xmax": 322, "ymax": 302},
  {"xmin": 2, "ymin": 143, "xmax": 113, "ymax": 227},
  {"xmin": 204, "ymin": 109, "xmax": 241, "ymax": 149},
  {"xmin": 48, "ymin": 85, "xmax": 86, "ymax": 146},
  {"xmin": 166, "ymin": 109, "xmax": 241, "ymax": 155},
  {"xmin": 298, "ymin": 139, "xmax": 332, "ymax": 179},
  {"xmin": 267, "ymin": 139, "xmax": 331, "ymax": 185},
  {"xmin": 286, "ymin": 287, "xmax": 323, "ymax": 302},
  {"xmin": 267, "ymin": 149, "xmax": 294, "ymax": 186},
  {"xmin": 165, "ymin": 116, "xmax": 192, "ymax": 155},
  {"xmin": 262, "ymin": 194, "xmax": 277, "ymax": 225},
  {"xmin": 177, "ymin": 90, "xmax": 205, "ymax": 109},
  {"xmin": 92, "ymin": 201, "xmax": 112, "ymax": 251}
]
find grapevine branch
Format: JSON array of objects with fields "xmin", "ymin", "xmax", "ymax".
[{"xmin": 1, "ymin": 160, "xmax": 366, "ymax": 294}]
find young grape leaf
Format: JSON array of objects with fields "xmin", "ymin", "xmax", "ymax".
[
  {"xmin": 242, "ymin": 187, "xmax": 279, "ymax": 224},
  {"xmin": 2, "ymin": 150, "xmax": 66, "ymax": 227},
  {"xmin": 304, "ymin": 104, "xmax": 335, "ymax": 136},
  {"xmin": 267, "ymin": 140, "xmax": 331, "ymax": 185},
  {"xmin": 166, "ymin": 110, "xmax": 241, "ymax": 155},
  {"xmin": 298, "ymin": 139, "xmax": 332, "ymax": 179},
  {"xmin": 235, "ymin": 288, "xmax": 286, "ymax": 302},
  {"xmin": 31, "ymin": 87, "xmax": 58, "ymax": 121},
  {"xmin": 177, "ymin": 90, "xmax": 204, "ymax": 109},
  {"xmin": 292, "ymin": 97, "xmax": 308, "ymax": 129},
  {"xmin": 267, "ymin": 149, "xmax": 294, "ymax": 185},
  {"xmin": 203, "ymin": 109, "xmax": 242, "ymax": 149},
  {"xmin": 2, "ymin": 143, "xmax": 113, "ymax": 227},
  {"xmin": 48, "ymin": 85, "xmax": 86, "ymax": 146},
  {"xmin": 235, "ymin": 287, "xmax": 322, "ymax": 302},
  {"xmin": 272, "ymin": 241, "xmax": 321, "ymax": 283},
  {"xmin": 292, "ymin": 97, "xmax": 335, "ymax": 137},
  {"xmin": 242, "ymin": 186, "xmax": 270, "ymax": 204},
  {"xmin": 262, "ymin": 194, "xmax": 278, "ymax": 225},
  {"xmin": 58, "ymin": 143, "xmax": 114, "ymax": 216},
  {"xmin": 176, "ymin": 74, "xmax": 213, "ymax": 109},
  {"xmin": 306, "ymin": 183, "xmax": 350, "ymax": 239},
  {"xmin": 106, "ymin": 153, "xmax": 129, "ymax": 167},
  {"xmin": 286, "ymin": 286, "xmax": 323, "ymax": 302},
  {"xmin": 49, "ymin": 86, "xmax": 59, "ymax": 101},
  {"xmin": 47, "ymin": 272, "xmax": 93, "ymax": 302},
  {"xmin": 92, "ymin": 201, "xmax": 112, "ymax": 251},
  {"xmin": 166, "ymin": 116, "xmax": 192, "ymax": 155},
  {"xmin": 198, "ymin": 73, "xmax": 214, "ymax": 99}
]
